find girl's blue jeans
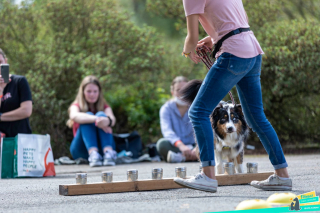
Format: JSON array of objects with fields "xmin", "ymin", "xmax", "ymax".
[
  {"xmin": 70, "ymin": 111, "xmax": 115, "ymax": 159},
  {"xmin": 189, "ymin": 52, "xmax": 288, "ymax": 170}
]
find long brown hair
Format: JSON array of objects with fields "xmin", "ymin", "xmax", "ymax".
[{"xmin": 67, "ymin": 75, "xmax": 107, "ymax": 128}]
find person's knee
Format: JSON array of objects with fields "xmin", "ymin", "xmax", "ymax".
[
  {"xmin": 86, "ymin": 111, "xmax": 94, "ymax": 115},
  {"xmin": 188, "ymin": 107, "xmax": 198, "ymax": 122},
  {"xmin": 156, "ymin": 139, "xmax": 170, "ymax": 153},
  {"xmin": 96, "ymin": 111, "xmax": 107, "ymax": 117},
  {"xmin": 79, "ymin": 123, "xmax": 95, "ymax": 129}
]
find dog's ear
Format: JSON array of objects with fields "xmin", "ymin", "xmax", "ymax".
[
  {"xmin": 211, "ymin": 102, "xmax": 223, "ymax": 120},
  {"xmin": 235, "ymin": 104, "xmax": 244, "ymax": 116}
]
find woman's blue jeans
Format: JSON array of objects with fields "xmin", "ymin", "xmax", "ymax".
[
  {"xmin": 189, "ymin": 52, "xmax": 287, "ymax": 170},
  {"xmin": 70, "ymin": 111, "xmax": 115, "ymax": 159}
]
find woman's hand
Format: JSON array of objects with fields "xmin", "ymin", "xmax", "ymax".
[
  {"xmin": 101, "ymin": 126, "xmax": 113, "ymax": 134},
  {"xmin": 95, "ymin": 117, "xmax": 110, "ymax": 129},
  {"xmin": 197, "ymin": 36, "xmax": 213, "ymax": 49},
  {"xmin": 187, "ymin": 51, "xmax": 202, "ymax": 64},
  {"xmin": 0, "ymin": 75, "xmax": 11, "ymax": 93},
  {"xmin": 95, "ymin": 117, "xmax": 112, "ymax": 133},
  {"xmin": 177, "ymin": 143, "xmax": 192, "ymax": 158}
]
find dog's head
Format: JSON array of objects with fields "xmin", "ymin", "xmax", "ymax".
[{"xmin": 210, "ymin": 101, "xmax": 248, "ymax": 140}]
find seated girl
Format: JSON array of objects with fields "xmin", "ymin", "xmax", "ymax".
[
  {"xmin": 67, "ymin": 75, "xmax": 117, "ymax": 167},
  {"xmin": 157, "ymin": 76, "xmax": 198, "ymax": 163}
]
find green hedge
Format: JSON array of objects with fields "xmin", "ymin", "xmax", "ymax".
[
  {"xmin": 257, "ymin": 20, "xmax": 320, "ymax": 145},
  {"xmin": 0, "ymin": 0, "xmax": 165, "ymax": 157}
]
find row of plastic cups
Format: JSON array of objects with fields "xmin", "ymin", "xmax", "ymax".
[{"xmin": 75, "ymin": 167, "xmax": 187, "ymax": 184}]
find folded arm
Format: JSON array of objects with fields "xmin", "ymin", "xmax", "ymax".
[
  {"xmin": 1, "ymin": 101, "xmax": 32, "ymax": 121},
  {"xmin": 69, "ymin": 105, "xmax": 97, "ymax": 124},
  {"xmin": 183, "ymin": 14, "xmax": 201, "ymax": 63}
]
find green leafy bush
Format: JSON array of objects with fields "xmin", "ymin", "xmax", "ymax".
[
  {"xmin": 106, "ymin": 83, "xmax": 170, "ymax": 144},
  {"xmin": 258, "ymin": 20, "xmax": 320, "ymax": 144},
  {"xmin": 0, "ymin": 0, "xmax": 165, "ymax": 157}
]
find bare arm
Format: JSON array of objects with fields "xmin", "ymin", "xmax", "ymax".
[
  {"xmin": 69, "ymin": 105, "xmax": 97, "ymax": 124},
  {"xmin": 94, "ymin": 107, "xmax": 116, "ymax": 133},
  {"xmin": 1, "ymin": 100, "xmax": 32, "ymax": 121},
  {"xmin": 104, "ymin": 107, "xmax": 116, "ymax": 127},
  {"xmin": 183, "ymin": 14, "xmax": 201, "ymax": 64}
]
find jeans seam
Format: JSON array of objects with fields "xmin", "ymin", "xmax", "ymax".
[
  {"xmin": 237, "ymin": 86, "xmax": 280, "ymax": 165},
  {"xmin": 194, "ymin": 74, "xmax": 214, "ymax": 163}
]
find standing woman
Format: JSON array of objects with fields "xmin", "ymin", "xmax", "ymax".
[
  {"xmin": 174, "ymin": 0, "xmax": 292, "ymax": 192},
  {"xmin": 67, "ymin": 76, "xmax": 117, "ymax": 167}
]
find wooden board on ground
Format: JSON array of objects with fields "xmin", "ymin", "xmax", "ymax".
[{"xmin": 59, "ymin": 172, "xmax": 273, "ymax": 196}]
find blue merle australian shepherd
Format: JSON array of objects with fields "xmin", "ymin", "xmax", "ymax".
[{"xmin": 180, "ymin": 80, "xmax": 249, "ymax": 174}]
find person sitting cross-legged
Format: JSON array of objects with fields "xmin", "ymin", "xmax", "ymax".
[{"xmin": 156, "ymin": 76, "xmax": 198, "ymax": 163}]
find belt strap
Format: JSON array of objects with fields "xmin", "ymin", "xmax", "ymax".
[{"xmin": 211, "ymin": 28, "xmax": 251, "ymax": 59}]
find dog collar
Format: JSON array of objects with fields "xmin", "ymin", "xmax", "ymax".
[{"xmin": 222, "ymin": 146, "xmax": 231, "ymax": 150}]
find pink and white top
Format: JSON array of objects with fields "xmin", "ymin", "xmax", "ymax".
[{"xmin": 183, "ymin": 0, "xmax": 264, "ymax": 58}]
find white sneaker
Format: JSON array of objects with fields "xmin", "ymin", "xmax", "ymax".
[
  {"xmin": 88, "ymin": 151, "xmax": 102, "ymax": 167},
  {"xmin": 174, "ymin": 173, "xmax": 218, "ymax": 193},
  {"xmin": 103, "ymin": 150, "xmax": 117, "ymax": 166},
  {"xmin": 167, "ymin": 150, "xmax": 186, "ymax": 163},
  {"xmin": 251, "ymin": 174, "xmax": 292, "ymax": 191}
]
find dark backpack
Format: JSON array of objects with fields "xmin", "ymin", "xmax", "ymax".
[{"xmin": 113, "ymin": 131, "xmax": 143, "ymax": 159}]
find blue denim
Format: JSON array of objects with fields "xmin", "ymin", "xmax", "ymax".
[
  {"xmin": 189, "ymin": 52, "xmax": 287, "ymax": 170},
  {"xmin": 70, "ymin": 111, "xmax": 115, "ymax": 159}
]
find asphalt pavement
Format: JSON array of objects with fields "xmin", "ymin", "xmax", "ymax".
[{"xmin": 0, "ymin": 154, "xmax": 319, "ymax": 213}]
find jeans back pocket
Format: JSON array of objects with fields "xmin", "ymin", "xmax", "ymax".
[{"xmin": 227, "ymin": 54, "xmax": 253, "ymax": 75}]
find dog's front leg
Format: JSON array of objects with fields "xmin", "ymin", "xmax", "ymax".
[
  {"xmin": 234, "ymin": 160, "xmax": 244, "ymax": 173},
  {"xmin": 234, "ymin": 151, "xmax": 244, "ymax": 173},
  {"xmin": 215, "ymin": 150, "xmax": 224, "ymax": 174}
]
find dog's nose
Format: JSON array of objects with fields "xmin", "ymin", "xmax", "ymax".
[{"xmin": 227, "ymin": 127, "xmax": 234, "ymax": 132}]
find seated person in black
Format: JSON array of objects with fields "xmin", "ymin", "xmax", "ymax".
[{"xmin": 0, "ymin": 48, "xmax": 32, "ymax": 137}]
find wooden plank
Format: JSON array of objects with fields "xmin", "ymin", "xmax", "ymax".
[
  {"xmin": 59, "ymin": 178, "xmax": 184, "ymax": 196},
  {"xmin": 59, "ymin": 172, "xmax": 273, "ymax": 196},
  {"xmin": 216, "ymin": 172, "xmax": 273, "ymax": 186}
]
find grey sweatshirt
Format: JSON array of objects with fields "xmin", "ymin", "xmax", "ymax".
[{"xmin": 159, "ymin": 100, "xmax": 195, "ymax": 145}]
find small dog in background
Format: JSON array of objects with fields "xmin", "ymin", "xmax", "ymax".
[{"xmin": 180, "ymin": 80, "xmax": 249, "ymax": 174}]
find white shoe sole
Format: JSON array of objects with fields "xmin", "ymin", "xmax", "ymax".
[
  {"xmin": 251, "ymin": 183, "xmax": 292, "ymax": 191},
  {"xmin": 103, "ymin": 161, "xmax": 116, "ymax": 166},
  {"xmin": 174, "ymin": 178, "xmax": 217, "ymax": 193},
  {"xmin": 167, "ymin": 151, "xmax": 183, "ymax": 163},
  {"xmin": 167, "ymin": 152, "xmax": 174, "ymax": 163},
  {"xmin": 89, "ymin": 161, "xmax": 102, "ymax": 167}
]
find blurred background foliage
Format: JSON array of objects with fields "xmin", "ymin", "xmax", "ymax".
[{"xmin": 0, "ymin": 0, "xmax": 319, "ymax": 157}]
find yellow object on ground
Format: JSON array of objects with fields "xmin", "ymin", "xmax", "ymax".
[
  {"xmin": 236, "ymin": 199, "xmax": 272, "ymax": 210},
  {"xmin": 267, "ymin": 192, "xmax": 297, "ymax": 204}
]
